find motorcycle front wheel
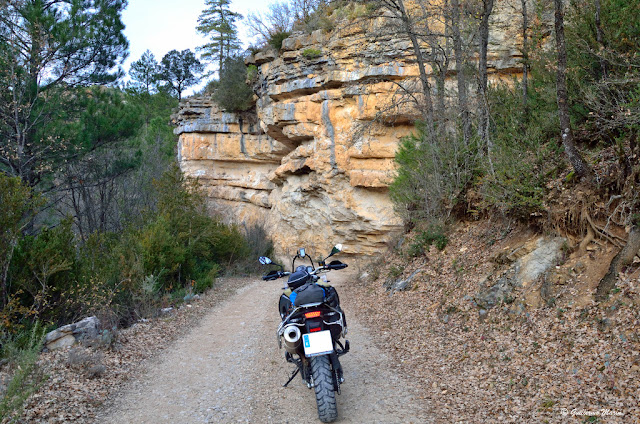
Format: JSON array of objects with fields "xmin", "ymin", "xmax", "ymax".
[{"xmin": 310, "ymin": 355, "xmax": 338, "ymax": 423}]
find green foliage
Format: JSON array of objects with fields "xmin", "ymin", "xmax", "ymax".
[
  {"xmin": 0, "ymin": 175, "xmax": 42, "ymax": 310},
  {"xmin": 0, "ymin": 0, "xmax": 263, "ymax": 354},
  {"xmin": 390, "ymin": 48, "xmax": 562, "ymax": 223},
  {"xmin": 213, "ymin": 56, "xmax": 254, "ymax": 112},
  {"xmin": 129, "ymin": 50, "xmax": 159, "ymax": 94},
  {"xmin": 197, "ymin": 0, "xmax": 243, "ymax": 71},
  {"xmin": 295, "ymin": 13, "xmax": 335, "ymax": 34},
  {"xmin": 389, "ymin": 123, "xmax": 475, "ymax": 224},
  {"xmin": 9, "ymin": 219, "xmax": 77, "ymax": 323},
  {"xmin": 246, "ymin": 64, "xmax": 258, "ymax": 82},
  {"xmin": 139, "ymin": 165, "xmax": 249, "ymax": 293},
  {"xmin": 157, "ymin": 49, "xmax": 204, "ymax": 100},
  {"xmin": 302, "ymin": 48, "xmax": 322, "ymax": 59},
  {"xmin": 0, "ymin": 0, "xmax": 128, "ymax": 187},
  {"xmin": 478, "ymin": 76, "xmax": 559, "ymax": 218},
  {"xmin": 0, "ymin": 323, "xmax": 47, "ymax": 422},
  {"xmin": 1, "ymin": 165, "xmax": 258, "ymax": 330},
  {"xmin": 567, "ymin": 0, "xmax": 640, "ymax": 84},
  {"xmin": 224, "ymin": 223, "xmax": 274, "ymax": 276},
  {"xmin": 0, "ymin": 176, "xmax": 35, "ymax": 244},
  {"xmin": 387, "ymin": 265, "xmax": 404, "ymax": 279},
  {"xmin": 268, "ymin": 31, "xmax": 291, "ymax": 50},
  {"xmin": 57, "ymin": 87, "xmax": 143, "ymax": 155},
  {"xmin": 565, "ymin": 0, "xmax": 640, "ymax": 141},
  {"xmin": 407, "ymin": 224, "xmax": 448, "ymax": 257},
  {"xmin": 332, "ymin": 1, "xmax": 375, "ymax": 21},
  {"xmin": 204, "ymin": 79, "xmax": 220, "ymax": 95}
]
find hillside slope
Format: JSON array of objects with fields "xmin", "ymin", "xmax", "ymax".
[{"xmin": 345, "ymin": 219, "xmax": 639, "ymax": 423}]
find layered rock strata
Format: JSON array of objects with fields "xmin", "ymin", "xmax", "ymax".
[{"xmin": 174, "ymin": 8, "xmax": 527, "ymax": 258}]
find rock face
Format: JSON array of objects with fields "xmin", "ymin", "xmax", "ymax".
[
  {"xmin": 474, "ymin": 237, "xmax": 567, "ymax": 309},
  {"xmin": 173, "ymin": 8, "xmax": 527, "ymax": 258}
]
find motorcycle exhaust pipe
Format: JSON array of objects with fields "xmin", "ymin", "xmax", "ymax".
[{"xmin": 283, "ymin": 325, "xmax": 302, "ymax": 354}]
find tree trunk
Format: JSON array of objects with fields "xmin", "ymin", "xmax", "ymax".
[
  {"xmin": 396, "ymin": 0, "xmax": 437, "ymax": 143},
  {"xmin": 451, "ymin": 0, "xmax": 471, "ymax": 146},
  {"xmin": 1, "ymin": 241, "xmax": 17, "ymax": 308},
  {"xmin": 554, "ymin": 0, "xmax": 593, "ymax": 181},
  {"xmin": 595, "ymin": 225, "xmax": 640, "ymax": 301},
  {"xmin": 521, "ymin": 0, "xmax": 529, "ymax": 118},
  {"xmin": 594, "ymin": 0, "xmax": 607, "ymax": 79},
  {"xmin": 477, "ymin": 0, "xmax": 495, "ymax": 172}
]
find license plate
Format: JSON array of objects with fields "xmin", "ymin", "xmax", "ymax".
[{"xmin": 302, "ymin": 330, "xmax": 333, "ymax": 357}]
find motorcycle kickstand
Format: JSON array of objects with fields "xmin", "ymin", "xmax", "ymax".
[{"xmin": 283, "ymin": 367, "xmax": 300, "ymax": 388}]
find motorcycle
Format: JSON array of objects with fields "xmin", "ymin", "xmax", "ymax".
[{"xmin": 259, "ymin": 244, "xmax": 350, "ymax": 423}]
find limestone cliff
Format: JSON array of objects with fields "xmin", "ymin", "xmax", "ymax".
[{"xmin": 173, "ymin": 6, "xmax": 527, "ymax": 258}]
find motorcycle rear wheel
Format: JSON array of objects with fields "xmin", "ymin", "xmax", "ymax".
[{"xmin": 310, "ymin": 355, "xmax": 337, "ymax": 422}]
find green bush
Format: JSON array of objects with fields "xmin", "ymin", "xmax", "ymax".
[
  {"xmin": 0, "ymin": 174, "xmax": 42, "ymax": 320},
  {"xmin": 478, "ymin": 77, "xmax": 558, "ymax": 219},
  {"xmin": 389, "ymin": 123, "xmax": 476, "ymax": 225},
  {"xmin": 268, "ymin": 31, "xmax": 291, "ymax": 50},
  {"xmin": 224, "ymin": 223, "xmax": 274, "ymax": 276},
  {"xmin": 565, "ymin": 0, "xmax": 640, "ymax": 143},
  {"xmin": 407, "ymin": 224, "xmax": 448, "ymax": 257},
  {"xmin": 246, "ymin": 64, "xmax": 258, "ymax": 82},
  {"xmin": 0, "ymin": 322, "xmax": 47, "ymax": 421},
  {"xmin": 1, "ymin": 164, "xmax": 256, "ymax": 331},
  {"xmin": 139, "ymin": 165, "xmax": 249, "ymax": 293},
  {"xmin": 302, "ymin": 48, "xmax": 322, "ymax": 59},
  {"xmin": 194, "ymin": 264, "xmax": 220, "ymax": 293},
  {"xmin": 9, "ymin": 219, "xmax": 78, "ymax": 324},
  {"xmin": 213, "ymin": 56, "xmax": 254, "ymax": 112}
]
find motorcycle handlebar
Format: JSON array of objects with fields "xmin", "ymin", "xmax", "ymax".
[
  {"xmin": 262, "ymin": 270, "xmax": 290, "ymax": 281},
  {"xmin": 262, "ymin": 261, "xmax": 347, "ymax": 281}
]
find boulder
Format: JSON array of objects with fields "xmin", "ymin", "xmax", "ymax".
[
  {"xmin": 474, "ymin": 237, "xmax": 566, "ymax": 309},
  {"xmin": 44, "ymin": 316, "xmax": 100, "ymax": 351},
  {"xmin": 387, "ymin": 268, "xmax": 423, "ymax": 294}
]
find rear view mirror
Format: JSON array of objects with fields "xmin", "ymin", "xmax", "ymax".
[
  {"xmin": 321, "ymin": 243, "xmax": 343, "ymax": 265},
  {"xmin": 259, "ymin": 256, "xmax": 272, "ymax": 265},
  {"xmin": 328, "ymin": 244, "xmax": 343, "ymax": 257}
]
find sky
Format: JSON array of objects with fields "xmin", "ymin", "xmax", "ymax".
[{"xmin": 121, "ymin": 0, "xmax": 268, "ymax": 90}]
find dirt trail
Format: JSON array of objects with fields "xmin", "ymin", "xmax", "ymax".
[{"xmin": 97, "ymin": 272, "xmax": 431, "ymax": 423}]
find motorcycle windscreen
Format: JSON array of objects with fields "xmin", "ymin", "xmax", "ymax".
[{"xmin": 302, "ymin": 330, "xmax": 334, "ymax": 357}]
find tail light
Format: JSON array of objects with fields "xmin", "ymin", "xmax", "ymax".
[{"xmin": 305, "ymin": 311, "xmax": 321, "ymax": 318}]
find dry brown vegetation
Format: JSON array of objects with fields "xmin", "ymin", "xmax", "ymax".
[{"xmin": 342, "ymin": 218, "xmax": 640, "ymax": 423}]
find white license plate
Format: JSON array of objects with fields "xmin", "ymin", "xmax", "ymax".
[{"xmin": 302, "ymin": 330, "xmax": 333, "ymax": 357}]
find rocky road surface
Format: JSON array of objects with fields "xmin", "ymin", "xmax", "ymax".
[{"xmin": 98, "ymin": 272, "xmax": 431, "ymax": 423}]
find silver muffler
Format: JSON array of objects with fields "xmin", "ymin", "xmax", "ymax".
[{"xmin": 282, "ymin": 325, "xmax": 302, "ymax": 354}]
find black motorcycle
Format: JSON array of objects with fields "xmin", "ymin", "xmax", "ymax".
[{"xmin": 259, "ymin": 244, "xmax": 350, "ymax": 423}]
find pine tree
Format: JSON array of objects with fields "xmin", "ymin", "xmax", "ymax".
[
  {"xmin": 129, "ymin": 50, "xmax": 159, "ymax": 94},
  {"xmin": 0, "ymin": 0, "xmax": 128, "ymax": 188},
  {"xmin": 196, "ymin": 0, "xmax": 243, "ymax": 74},
  {"xmin": 157, "ymin": 49, "xmax": 204, "ymax": 101}
]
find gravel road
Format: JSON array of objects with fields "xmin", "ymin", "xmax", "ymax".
[{"xmin": 98, "ymin": 272, "xmax": 431, "ymax": 423}]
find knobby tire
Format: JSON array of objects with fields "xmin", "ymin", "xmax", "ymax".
[{"xmin": 310, "ymin": 355, "xmax": 337, "ymax": 422}]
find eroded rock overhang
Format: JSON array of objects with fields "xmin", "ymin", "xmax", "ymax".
[{"xmin": 173, "ymin": 6, "xmax": 526, "ymax": 258}]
